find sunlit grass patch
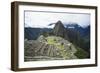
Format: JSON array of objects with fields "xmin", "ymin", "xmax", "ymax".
[{"xmin": 47, "ymin": 37, "xmax": 56, "ymax": 45}]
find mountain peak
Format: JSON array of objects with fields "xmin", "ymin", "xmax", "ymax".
[
  {"xmin": 56, "ymin": 20, "xmax": 63, "ymax": 24},
  {"xmin": 56, "ymin": 20, "xmax": 64, "ymax": 27},
  {"xmin": 54, "ymin": 21, "xmax": 65, "ymax": 29},
  {"xmin": 52, "ymin": 21, "xmax": 68, "ymax": 39}
]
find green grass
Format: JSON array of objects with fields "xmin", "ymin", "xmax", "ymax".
[
  {"xmin": 47, "ymin": 37, "xmax": 56, "ymax": 45},
  {"xmin": 46, "ymin": 37, "xmax": 68, "ymax": 59}
]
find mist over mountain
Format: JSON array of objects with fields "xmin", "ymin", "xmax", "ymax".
[{"xmin": 65, "ymin": 23, "xmax": 90, "ymax": 37}]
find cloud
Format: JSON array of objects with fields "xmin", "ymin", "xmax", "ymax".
[{"xmin": 25, "ymin": 11, "xmax": 90, "ymax": 28}]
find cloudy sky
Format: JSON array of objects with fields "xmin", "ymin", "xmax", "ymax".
[{"xmin": 25, "ymin": 11, "xmax": 90, "ymax": 28}]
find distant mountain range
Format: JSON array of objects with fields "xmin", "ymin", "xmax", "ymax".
[
  {"xmin": 25, "ymin": 21, "xmax": 90, "ymax": 41},
  {"xmin": 25, "ymin": 28, "xmax": 52, "ymax": 40},
  {"xmin": 65, "ymin": 23, "xmax": 90, "ymax": 37}
]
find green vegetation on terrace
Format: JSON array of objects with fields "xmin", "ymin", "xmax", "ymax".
[
  {"xmin": 47, "ymin": 37, "xmax": 56, "ymax": 45},
  {"xmin": 46, "ymin": 36, "xmax": 71, "ymax": 59}
]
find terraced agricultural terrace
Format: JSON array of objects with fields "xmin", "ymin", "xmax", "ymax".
[{"xmin": 24, "ymin": 35, "xmax": 88, "ymax": 61}]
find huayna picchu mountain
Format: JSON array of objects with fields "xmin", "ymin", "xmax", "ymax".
[
  {"xmin": 53, "ymin": 21, "xmax": 66, "ymax": 37},
  {"xmin": 52, "ymin": 21, "xmax": 69, "ymax": 40}
]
